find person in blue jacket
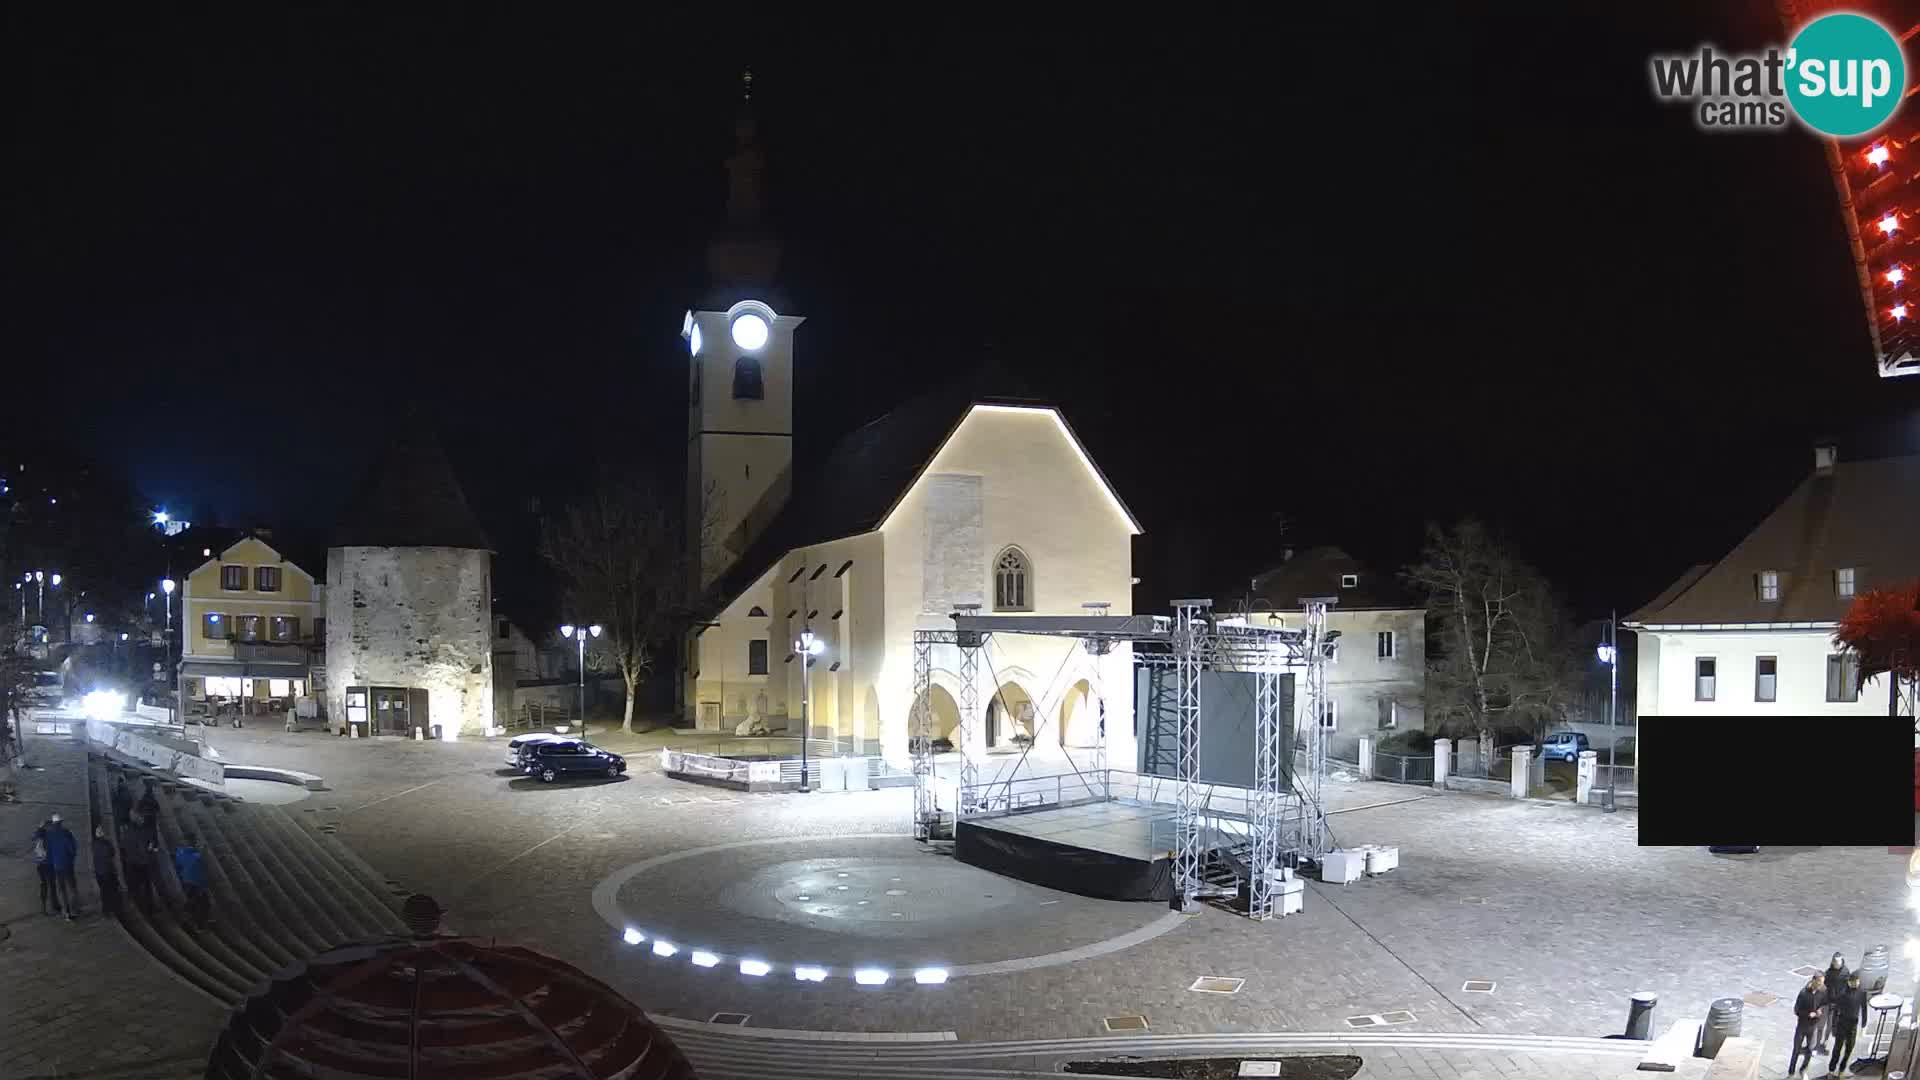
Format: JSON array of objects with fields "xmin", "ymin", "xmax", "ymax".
[
  {"xmin": 172, "ymin": 834, "xmax": 209, "ymax": 931},
  {"xmin": 41, "ymin": 812, "xmax": 79, "ymax": 919}
]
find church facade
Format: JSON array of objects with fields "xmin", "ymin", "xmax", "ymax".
[{"xmin": 679, "ymin": 84, "xmax": 1141, "ymax": 769}]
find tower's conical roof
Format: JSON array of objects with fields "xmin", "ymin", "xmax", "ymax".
[{"xmin": 330, "ymin": 431, "xmax": 492, "ymax": 550}]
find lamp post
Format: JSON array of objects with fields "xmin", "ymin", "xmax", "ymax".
[
  {"xmin": 795, "ymin": 628, "xmax": 825, "ymax": 790},
  {"xmin": 559, "ymin": 624, "xmax": 602, "ymax": 738},
  {"xmin": 161, "ymin": 578, "xmax": 176, "ymax": 724},
  {"xmin": 1596, "ymin": 612, "xmax": 1619, "ymax": 814}
]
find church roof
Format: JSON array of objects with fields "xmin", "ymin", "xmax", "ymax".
[
  {"xmin": 331, "ymin": 431, "xmax": 493, "ymax": 551},
  {"xmin": 1626, "ymin": 451, "xmax": 1920, "ymax": 626},
  {"xmin": 706, "ymin": 361, "xmax": 1128, "ymax": 610}
]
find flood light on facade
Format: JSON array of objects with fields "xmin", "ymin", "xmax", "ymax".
[
  {"xmin": 913, "ymin": 967, "xmax": 950, "ymax": 985},
  {"xmin": 689, "ymin": 323, "xmax": 703, "ymax": 356},
  {"xmin": 730, "ymin": 312, "xmax": 770, "ymax": 350},
  {"xmin": 739, "ymin": 959, "xmax": 772, "ymax": 977},
  {"xmin": 1882, "ymin": 213, "xmax": 1901, "ymax": 234},
  {"xmin": 854, "ymin": 968, "xmax": 889, "ymax": 986},
  {"xmin": 1869, "ymin": 144, "xmax": 1892, "ymax": 166},
  {"xmin": 622, "ymin": 928, "xmax": 644, "ymax": 945},
  {"xmin": 794, "ymin": 965, "xmax": 828, "ymax": 982},
  {"xmin": 690, "ymin": 951, "xmax": 720, "ymax": 968},
  {"xmin": 651, "ymin": 940, "xmax": 677, "ymax": 957}
]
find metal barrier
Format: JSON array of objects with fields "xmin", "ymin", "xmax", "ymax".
[
  {"xmin": 1594, "ymin": 763, "xmax": 1637, "ymax": 794},
  {"xmin": 1375, "ymin": 751, "xmax": 1434, "ymax": 786}
]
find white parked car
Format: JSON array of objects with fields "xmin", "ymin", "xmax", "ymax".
[{"xmin": 504, "ymin": 732, "xmax": 571, "ymax": 766}]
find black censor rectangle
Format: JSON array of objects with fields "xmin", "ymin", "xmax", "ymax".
[{"xmin": 1638, "ymin": 716, "xmax": 1915, "ymax": 847}]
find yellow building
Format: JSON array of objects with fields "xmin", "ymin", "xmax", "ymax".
[{"xmin": 178, "ymin": 534, "xmax": 326, "ymax": 712}]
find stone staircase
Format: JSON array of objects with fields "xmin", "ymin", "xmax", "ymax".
[{"xmin": 85, "ymin": 754, "xmax": 410, "ymax": 1008}]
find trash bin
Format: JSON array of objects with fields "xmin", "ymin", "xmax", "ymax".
[
  {"xmin": 1626, "ymin": 991, "xmax": 1658, "ymax": 1040},
  {"xmin": 1862, "ymin": 944, "xmax": 1892, "ymax": 994},
  {"xmin": 1700, "ymin": 997, "xmax": 1742, "ymax": 1058}
]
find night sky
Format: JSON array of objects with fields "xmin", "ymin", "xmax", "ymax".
[{"xmin": 8, "ymin": 5, "xmax": 1920, "ymax": 621}]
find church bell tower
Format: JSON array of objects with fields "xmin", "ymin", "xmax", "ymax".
[{"xmin": 686, "ymin": 70, "xmax": 801, "ymax": 592}]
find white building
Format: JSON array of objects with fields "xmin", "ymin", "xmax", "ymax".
[
  {"xmin": 1625, "ymin": 446, "xmax": 1918, "ymax": 719},
  {"xmin": 1218, "ymin": 546, "xmax": 1426, "ymax": 756},
  {"xmin": 680, "ymin": 90, "xmax": 1141, "ymax": 769}
]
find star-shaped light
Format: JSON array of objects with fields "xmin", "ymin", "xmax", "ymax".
[
  {"xmin": 1893, "ymin": 303, "xmax": 1909, "ymax": 321},
  {"xmin": 1889, "ymin": 266, "xmax": 1906, "ymax": 285},
  {"xmin": 1881, "ymin": 213, "xmax": 1901, "ymax": 235},
  {"xmin": 1868, "ymin": 144, "xmax": 1892, "ymax": 167}
]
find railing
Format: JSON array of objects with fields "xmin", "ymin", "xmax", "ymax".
[
  {"xmin": 956, "ymin": 770, "xmax": 1109, "ymax": 817},
  {"xmin": 1594, "ymin": 763, "xmax": 1637, "ymax": 794},
  {"xmin": 232, "ymin": 642, "xmax": 313, "ymax": 664},
  {"xmin": 663, "ymin": 750, "xmax": 757, "ymax": 785},
  {"xmin": 1374, "ymin": 751, "xmax": 1434, "ymax": 786}
]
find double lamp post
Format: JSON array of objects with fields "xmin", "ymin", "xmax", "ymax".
[{"xmin": 559, "ymin": 623, "xmax": 601, "ymax": 737}]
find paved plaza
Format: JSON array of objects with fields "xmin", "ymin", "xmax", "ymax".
[{"xmin": 8, "ymin": 721, "xmax": 1914, "ymax": 1078}]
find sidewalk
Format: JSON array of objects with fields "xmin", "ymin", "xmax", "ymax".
[{"xmin": 0, "ymin": 725, "xmax": 223, "ymax": 1079}]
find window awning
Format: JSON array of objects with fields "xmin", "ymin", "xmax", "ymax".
[{"xmin": 179, "ymin": 659, "xmax": 311, "ymax": 679}]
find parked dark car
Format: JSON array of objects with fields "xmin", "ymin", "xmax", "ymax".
[
  {"xmin": 1538, "ymin": 731, "xmax": 1591, "ymax": 763},
  {"xmin": 522, "ymin": 740, "xmax": 626, "ymax": 783},
  {"xmin": 505, "ymin": 732, "xmax": 571, "ymax": 767}
]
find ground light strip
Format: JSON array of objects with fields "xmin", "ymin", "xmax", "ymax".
[{"xmin": 617, "ymin": 924, "xmax": 952, "ymax": 988}]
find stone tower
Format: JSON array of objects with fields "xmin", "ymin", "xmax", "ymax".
[
  {"xmin": 325, "ymin": 432, "xmax": 494, "ymax": 740},
  {"xmin": 685, "ymin": 71, "xmax": 803, "ymax": 593}
]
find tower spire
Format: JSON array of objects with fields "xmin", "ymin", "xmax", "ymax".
[{"xmin": 707, "ymin": 68, "xmax": 781, "ymax": 293}]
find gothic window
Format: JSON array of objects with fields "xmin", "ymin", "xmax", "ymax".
[
  {"xmin": 993, "ymin": 547, "xmax": 1032, "ymax": 612},
  {"xmin": 732, "ymin": 356, "xmax": 764, "ymax": 400}
]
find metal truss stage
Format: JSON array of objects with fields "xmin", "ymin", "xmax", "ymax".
[
  {"xmin": 911, "ymin": 601, "xmax": 1335, "ymax": 920},
  {"xmin": 955, "ymin": 800, "xmax": 1175, "ymax": 902}
]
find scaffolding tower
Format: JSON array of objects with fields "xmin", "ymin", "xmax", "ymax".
[{"xmin": 909, "ymin": 601, "xmax": 1328, "ymax": 919}]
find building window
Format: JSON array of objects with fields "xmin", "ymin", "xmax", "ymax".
[
  {"xmin": 221, "ymin": 565, "xmax": 247, "ymax": 591},
  {"xmin": 732, "ymin": 356, "xmax": 764, "ymax": 399},
  {"xmin": 1694, "ymin": 657, "xmax": 1716, "ymax": 701},
  {"xmin": 1377, "ymin": 698, "xmax": 1397, "ymax": 730},
  {"xmin": 994, "ymin": 547, "xmax": 1032, "ymax": 611},
  {"xmin": 1376, "ymin": 631, "xmax": 1396, "ymax": 659},
  {"xmin": 1827, "ymin": 653, "xmax": 1861, "ymax": 702},
  {"xmin": 1836, "ymin": 567, "xmax": 1857, "ymax": 599},
  {"xmin": 1319, "ymin": 700, "xmax": 1339, "ymax": 730},
  {"xmin": 747, "ymin": 606, "xmax": 767, "ymax": 618},
  {"xmin": 1757, "ymin": 570, "xmax": 1780, "ymax": 602},
  {"xmin": 235, "ymin": 615, "xmax": 263, "ymax": 642},
  {"xmin": 748, "ymin": 639, "xmax": 769, "ymax": 675},
  {"xmin": 254, "ymin": 566, "xmax": 282, "ymax": 592},
  {"xmin": 1755, "ymin": 656, "xmax": 1777, "ymax": 703},
  {"xmin": 270, "ymin": 616, "xmax": 298, "ymax": 642},
  {"xmin": 1341, "ymin": 574, "xmax": 1358, "ymax": 589},
  {"xmin": 203, "ymin": 613, "xmax": 227, "ymax": 640}
]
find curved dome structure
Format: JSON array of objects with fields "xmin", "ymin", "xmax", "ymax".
[{"xmin": 205, "ymin": 902, "xmax": 695, "ymax": 1080}]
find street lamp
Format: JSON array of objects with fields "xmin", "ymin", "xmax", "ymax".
[
  {"xmin": 795, "ymin": 628, "xmax": 826, "ymax": 790},
  {"xmin": 161, "ymin": 579, "xmax": 177, "ymax": 724},
  {"xmin": 559, "ymin": 624, "xmax": 602, "ymax": 738},
  {"xmin": 1596, "ymin": 612, "xmax": 1619, "ymax": 814}
]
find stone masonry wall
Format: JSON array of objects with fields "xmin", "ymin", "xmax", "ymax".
[{"xmin": 325, "ymin": 546, "xmax": 494, "ymax": 738}]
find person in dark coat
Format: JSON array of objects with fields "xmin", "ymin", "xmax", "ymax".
[
  {"xmin": 1829, "ymin": 971, "xmax": 1866, "ymax": 1076},
  {"xmin": 30, "ymin": 819, "xmax": 56, "ymax": 915},
  {"xmin": 110, "ymin": 776, "xmax": 133, "ymax": 830},
  {"xmin": 136, "ymin": 780, "xmax": 159, "ymax": 822},
  {"xmin": 91, "ymin": 823, "xmax": 121, "ymax": 918},
  {"xmin": 1790, "ymin": 973, "xmax": 1825, "ymax": 1077},
  {"xmin": 1816, "ymin": 951, "xmax": 1849, "ymax": 1051},
  {"xmin": 173, "ymin": 834, "xmax": 209, "ymax": 931},
  {"xmin": 42, "ymin": 812, "xmax": 79, "ymax": 919},
  {"xmin": 122, "ymin": 808, "xmax": 159, "ymax": 915}
]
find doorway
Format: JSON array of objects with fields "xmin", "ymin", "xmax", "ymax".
[{"xmin": 372, "ymin": 687, "xmax": 411, "ymax": 735}]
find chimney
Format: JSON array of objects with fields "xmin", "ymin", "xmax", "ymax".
[{"xmin": 1813, "ymin": 444, "xmax": 1837, "ymax": 474}]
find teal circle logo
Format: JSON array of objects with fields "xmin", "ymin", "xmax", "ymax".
[{"xmin": 1786, "ymin": 13, "xmax": 1906, "ymax": 137}]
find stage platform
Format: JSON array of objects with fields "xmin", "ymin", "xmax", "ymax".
[{"xmin": 954, "ymin": 800, "xmax": 1177, "ymax": 902}]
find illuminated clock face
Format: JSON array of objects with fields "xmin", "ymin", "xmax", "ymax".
[
  {"xmin": 689, "ymin": 323, "xmax": 703, "ymax": 356},
  {"xmin": 730, "ymin": 312, "xmax": 770, "ymax": 351}
]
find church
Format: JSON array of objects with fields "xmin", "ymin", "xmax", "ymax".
[{"xmin": 682, "ymin": 84, "xmax": 1141, "ymax": 770}]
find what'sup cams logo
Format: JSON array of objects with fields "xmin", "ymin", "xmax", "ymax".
[{"xmin": 1651, "ymin": 12, "xmax": 1906, "ymax": 136}]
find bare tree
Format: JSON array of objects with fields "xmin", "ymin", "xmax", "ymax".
[
  {"xmin": 1403, "ymin": 520, "xmax": 1580, "ymax": 739},
  {"xmin": 541, "ymin": 471, "xmax": 720, "ymax": 734}
]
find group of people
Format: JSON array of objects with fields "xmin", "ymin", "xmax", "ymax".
[
  {"xmin": 1790, "ymin": 952, "xmax": 1877, "ymax": 1077},
  {"xmin": 25, "ymin": 775, "xmax": 212, "ymax": 931}
]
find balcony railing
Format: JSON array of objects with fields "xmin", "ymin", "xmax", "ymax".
[{"xmin": 232, "ymin": 641, "xmax": 313, "ymax": 664}]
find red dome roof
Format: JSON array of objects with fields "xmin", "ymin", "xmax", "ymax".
[{"xmin": 204, "ymin": 935, "xmax": 695, "ymax": 1080}]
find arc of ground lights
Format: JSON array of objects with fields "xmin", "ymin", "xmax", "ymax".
[{"xmin": 618, "ymin": 926, "xmax": 949, "ymax": 985}]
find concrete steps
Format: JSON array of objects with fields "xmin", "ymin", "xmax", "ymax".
[{"xmin": 88, "ymin": 757, "xmax": 411, "ymax": 1010}]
